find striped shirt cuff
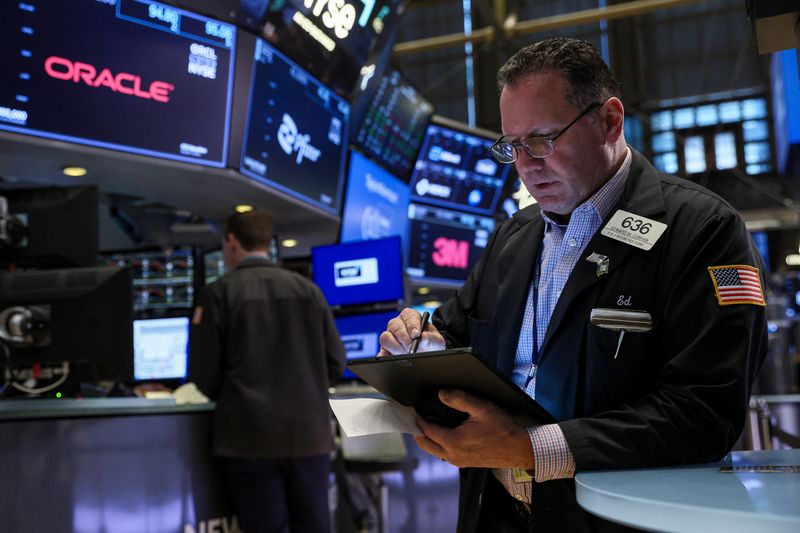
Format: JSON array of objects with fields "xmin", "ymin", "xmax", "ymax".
[{"xmin": 528, "ymin": 423, "xmax": 576, "ymax": 482}]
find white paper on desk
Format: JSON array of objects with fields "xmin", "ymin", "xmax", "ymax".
[{"xmin": 330, "ymin": 398, "xmax": 422, "ymax": 437}]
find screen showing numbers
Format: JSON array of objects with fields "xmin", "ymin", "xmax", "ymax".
[
  {"xmin": 0, "ymin": 0, "xmax": 236, "ymax": 167},
  {"xmin": 240, "ymin": 38, "xmax": 350, "ymax": 214},
  {"xmin": 261, "ymin": 0, "xmax": 405, "ymax": 97}
]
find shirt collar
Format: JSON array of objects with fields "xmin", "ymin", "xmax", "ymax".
[{"xmin": 541, "ymin": 147, "xmax": 632, "ymax": 229}]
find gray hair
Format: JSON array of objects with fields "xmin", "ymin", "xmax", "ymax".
[{"xmin": 497, "ymin": 37, "xmax": 622, "ymax": 109}]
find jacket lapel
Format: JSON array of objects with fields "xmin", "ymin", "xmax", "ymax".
[
  {"xmin": 495, "ymin": 208, "xmax": 544, "ymax": 376},
  {"xmin": 538, "ymin": 150, "xmax": 667, "ymax": 362}
]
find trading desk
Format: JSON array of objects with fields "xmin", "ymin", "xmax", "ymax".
[
  {"xmin": 576, "ymin": 449, "xmax": 800, "ymax": 532},
  {"xmin": 0, "ymin": 398, "xmax": 233, "ymax": 533}
]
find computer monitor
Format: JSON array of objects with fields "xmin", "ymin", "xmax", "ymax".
[
  {"xmin": 339, "ymin": 150, "xmax": 411, "ymax": 247},
  {"xmin": 351, "ymin": 67, "xmax": 434, "ymax": 180},
  {"xmin": 100, "ymin": 246, "xmax": 194, "ymax": 312},
  {"xmin": 312, "ymin": 237, "xmax": 404, "ymax": 308},
  {"xmin": 0, "ymin": 0, "xmax": 236, "ymax": 167},
  {"xmin": 335, "ymin": 310, "xmax": 398, "ymax": 380},
  {"xmin": 409, "ymin": 118, "xmax": 512, "ymax": 215},
  {"xmin": 405, "ymin": 203, "xmax": 495, "ymax": 287},
  {"xmin": 0, "ymin": 266, "xmax": 134, "ymax": 382},
  {"xmin": 133, "ymin": 317, "xmax": 189, "ymax": 381},
  {"xmin": 0, "ymin": 186, "xmax": 98, "ymax": 268},
  {"xmin": 259, "ymin": 0, "xmax": 406, "ymax": 97},
  {"xmin": 240, "ymin": 38, "xmax": 350, "ymax": 214}
]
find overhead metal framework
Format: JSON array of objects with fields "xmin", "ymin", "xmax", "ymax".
[{"xmin": 394, "ymin": 0, "xmax": 705, "ymax": 56}]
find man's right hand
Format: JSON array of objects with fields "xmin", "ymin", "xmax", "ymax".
[{"xmin": 378, "ymin": 308, "xmax": 446, "ymax": 356}]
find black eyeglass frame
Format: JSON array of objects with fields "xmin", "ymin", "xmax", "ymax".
[{"xmin": 490, "ymin": 102, "xmax": 602, "ymax": 163}]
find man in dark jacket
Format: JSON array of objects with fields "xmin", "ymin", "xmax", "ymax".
[
  {"xmin": 191, "ymin": 210, "xmax": 346, "ymax": 533},
  {"xmin": 379, "ymin": 38, "xmax": 767, "ymax": 532}
]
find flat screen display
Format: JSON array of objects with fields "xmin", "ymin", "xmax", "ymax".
[
  {"xmin": 312, "ymin": 236, "xmax": 403, "ymax": 307},
  {"xmin": 406, "ymin": 203, "xmax": 495, "ymax": 286},
  {"xmin": 409, "ymin": 121, "xmax": 511, "ymax": 215},
  {"xmin": 0, "ymin": 0, "xmax": 236, "ymax": 167},
  {"xmin": 260, "ymin": 0, "xmax": 406, "ymax": 97},
  {"xmin": 352, "ymin": 67, "xmax": 433, "ymax": 179},
  {"xmin": 100, "ymin": 246, "xmax": 194, "ymax": 312},
  {"xmin": 133, "ymin": 316, "xmax": 190, "ymax": 380},
  {"xmin": 240, "ymin": 38, "xmax": 349, "ymax": 214},
  {"xmin": 335, "ymin": 310, "xmax": 397, "ymax": 379},
  {"xmin": 340, "ymin": 150, "xmax": 410, "ymax": 247}
]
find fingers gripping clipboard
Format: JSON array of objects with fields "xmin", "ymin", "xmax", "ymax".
[{"xmin": 348, "ymin": 348, "xmax": 557, "ymax": 427}]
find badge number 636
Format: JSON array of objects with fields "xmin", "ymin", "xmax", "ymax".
[{"xmin": 621, "ymin": 217, "xmax": 652, "ymax": 234}]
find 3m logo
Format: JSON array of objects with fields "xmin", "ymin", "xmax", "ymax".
[
  {"xmin": 277, "ymin": 113, "xmax": 322, "ymax": 164},
  {"xmin": 44, "ymin": 56, "xmax": 174, "ymax": 103},
  {"xmin": 432, "ymin": 238, "xmax": 468, "ymax": 269}
]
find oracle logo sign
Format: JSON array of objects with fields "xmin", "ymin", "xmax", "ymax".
[
  {"xmin": 432, "ymin": 237, "xmax": 469, "ymax": 269},
  {"xmin": 44, "ymin": 56, "xmax": 175, "ymax": 103}
]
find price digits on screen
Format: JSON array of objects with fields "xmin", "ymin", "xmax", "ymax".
[{"xmin": 303, "ymin": 0, "xmax": 386, "ymax": 39}]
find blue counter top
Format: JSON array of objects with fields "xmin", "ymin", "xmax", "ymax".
[
  {"xmin": 576, "ymin": 449, "xmax": 800, "ymax": 532},
  {"xmin": 0, "ymin": 397, "xmax": 214, "ymax": 420}
]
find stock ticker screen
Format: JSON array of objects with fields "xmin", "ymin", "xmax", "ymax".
[
  {"xmin": 240, "ymin": 38, "xmax": 350, "ymax": 214},
  {"xmin": 352, "ymin": 67, "xmax": 433, "ymax": 180},
  {"xmin": 409, "ymin": 122, "xmax": 511, "ymax": 215},
  {"xmin": 340, "ymin": 150, "xmax": 410, "ymax": 247},
  {"xmin": 406, "ymin": 203, "xmax": 495, "ymax": 286},
  {"xmin": 0, "ymin": 0, "xmax": 236, "ymax": 167},
  {"xmin": 261, "ymin": 0, "xmax": 406, "ymax": 97}
]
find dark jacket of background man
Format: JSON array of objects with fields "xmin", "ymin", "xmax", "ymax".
[
  {"xmin": 191, "ymin": 258, "xmax": 345, "ymax": 458},
  {"xmin": 190, "ymin": 210, "xmax": 346, "ymax": 533}
]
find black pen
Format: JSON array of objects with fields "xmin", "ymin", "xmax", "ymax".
[{"xmin": 409, "ymin": 311, "xmax": 430, "ymax": 354}]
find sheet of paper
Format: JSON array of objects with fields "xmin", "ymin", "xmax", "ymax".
[{"xmin": 330, "ymin": 398, "xmax": 421, "ymax": 437}]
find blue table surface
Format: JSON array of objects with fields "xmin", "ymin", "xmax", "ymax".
[
  {"xmin": 576, "ymin": 449, "xmax": 800, "ymax": 533},
  {"xmin": 0, "ymin": 397, "xmax": 213, "ymax": 420}
]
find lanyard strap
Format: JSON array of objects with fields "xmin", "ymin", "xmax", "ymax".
[{"xmin": 525, "ymin": 249, "xmax": 543, "ymax": 388}]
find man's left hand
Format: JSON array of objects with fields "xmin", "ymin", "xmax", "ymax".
[{"xmin": 414, "ymin": 389, "xmax": 536, "ymax": 470}]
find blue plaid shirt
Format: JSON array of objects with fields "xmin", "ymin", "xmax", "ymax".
[
  {"xmin": 512, "ymin": 148, "xmax": 632, "ymax": 397},
  {"xmin": 495, "ymin": 149, "xmax": 633, "ymax": 502}
]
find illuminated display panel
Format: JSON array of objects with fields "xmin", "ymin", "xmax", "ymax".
[
  {"xmin": 312, "ymin": 236, "xmax": 404, "ymax": 308},
  {"xmin": 0, "ymin": 0, "xmax": 236, "ymax": 167},
  {"xmin": 340, "ymin": 150, "xmax": 410, "ymax": 248},
  {"xmin": 405, "ymin": 203, "xmax": 495, "ymax": 287},
  {"xmin": 260, "ymin": 0, "xmax": 406, "ymax": 97},
  {"xmin": 240, "ymin": 38, "xmax": 350, "ymax": 214},
  {"xmin": 133, "ymin": 316, "xmax": 190, "ymax": 381},
  {"xmin": 409, "ymin": 120, "xmax": 511, "ymax": 215},
  {"xmin": 100, "ymin": 246, "xmax": 194, "ymax": 312},
  {"xmin": 352, "ymin": 67, "xmax": 433, "ymax": 180},
  {"xmin": 335, "ymin": 310, "xmax": 398, "ymax": 380}
]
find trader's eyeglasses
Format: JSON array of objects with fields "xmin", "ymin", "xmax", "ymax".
[{"xmin": 489, "ymin": 102, "xmax": 602, "ymax": 163}]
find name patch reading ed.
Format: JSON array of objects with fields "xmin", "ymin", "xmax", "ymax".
[{"xmin": 601, "ymin": 210, "xmax": 667, "ymax": 251}]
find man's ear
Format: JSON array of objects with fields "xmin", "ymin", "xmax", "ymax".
[
  {"xmin": 600, "ymin": 97, "xmax": 625, "ymax": 144},
  {"xmin": 224, "ymin": 232, "xmax": 239, "ymax": 250}
]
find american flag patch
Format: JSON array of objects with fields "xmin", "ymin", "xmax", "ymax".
[{"xmin": 707, "ymin": 265, "xmax": 766, "ymax": 306}]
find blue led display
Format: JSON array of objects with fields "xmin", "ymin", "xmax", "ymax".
[
  {"xmin": 340, "ymin": 150, "xmax": 410, "ymax": 248},
  {"xmin": 312, "ymin": 236, "xmax": 404, "ymax": 307},
  {"xmin": 334, "ymin": 310, "xmax": 398, "ymax": 379},
  {"xmin": 409, "ymin": 121, "xmax": 511, "ymax": 215}
]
